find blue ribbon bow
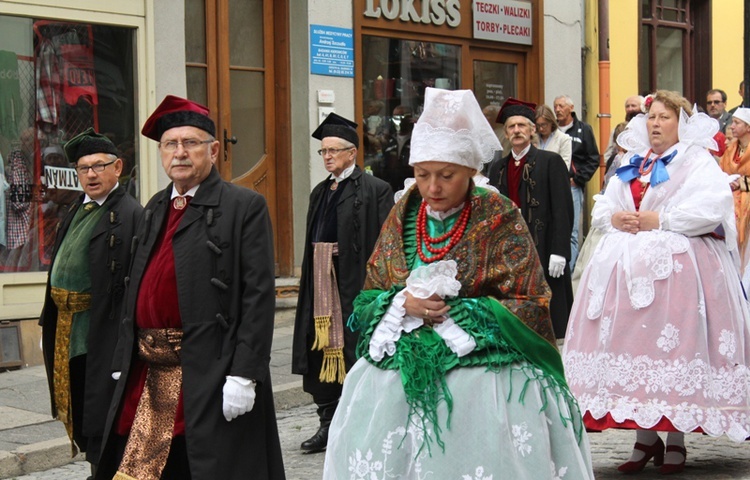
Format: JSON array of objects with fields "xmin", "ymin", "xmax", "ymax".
[{"xmin": 616, "ymin": 150, "xmax": 677, "ymax": 186}]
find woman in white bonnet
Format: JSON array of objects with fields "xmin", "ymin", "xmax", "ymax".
[{"xmin": 322, "ymin": 88, "xmax": 593, "ymax": 479}]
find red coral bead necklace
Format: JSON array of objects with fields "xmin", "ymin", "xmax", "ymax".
[{"xmin": 416, "ymin": 200, "xmax": 471, "ymax": 263}]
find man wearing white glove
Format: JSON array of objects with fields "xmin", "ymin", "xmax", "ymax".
[
  {"xmin": 96, "ymin": 96, "xmax": 285, "ymax": 480},
  {"xmin": 222, "ymin": 376, "xmax": 256, "ymax": 421},
  {"xmin": 548, "ymin": 254, "xmax": 566, "ymax": 278},
  {"xmin": 487, "ymin": 98, "xmax": 575, "ymax": 339}
]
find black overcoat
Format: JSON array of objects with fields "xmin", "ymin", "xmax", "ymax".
[
  {"xmin": 292, "ymin": 167, "xmax": 393, "ymax": 375},
  {"xmin": 98, "ymin": 168, "xmax": 285, "ymax": 480},
  {"xmin": 40, "ymin": 186, "xmax": 142, "ymax": 452},
  {"xmin": 486, "ymin": 146, "xmax": 574, "ymax": 338}
]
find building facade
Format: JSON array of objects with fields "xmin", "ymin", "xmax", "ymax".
[{"xmin": 3, "ymin": 0, "xmax": 740, "ymax": 367}]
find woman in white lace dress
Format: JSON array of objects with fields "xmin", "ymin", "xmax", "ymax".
[
  {"xmin": 322, "ymin": 88, "xmax": 593, "ymax": 479},
  {"xmin": 564, "ymin": 90, "xmax": 750, "ymax": 475}
]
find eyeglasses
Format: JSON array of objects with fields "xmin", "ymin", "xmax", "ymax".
[
  {"xmin": 159, "ymin": 139, "xmax": 214, "ymax": 152},
  {"xmin": 707, "ymin": 100, "xmax": 724, "ymax": 105},
  {"xmin": 317, "ymin": 147, "xmax": 353, "ymax": 156},
  {"xmin": 75, "ymin": 160, "xmax": 116, "ymax": 174}
]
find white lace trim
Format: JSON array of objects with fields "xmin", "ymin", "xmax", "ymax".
[
  {"xmin": 410, "ymin": 88, "xmax": 501, "ymax": 170},
  {"xmin": 565, "ymin": 350, "xmax": 750, "ymax": 442},
  {"xmin": 394, "ymin": 174, "xmax": 498, "ymax": 204},
  {"xmin": 368, "ymin": 260, "xmax": 476, "ymax": 360},
  {"xmin": 617, "ymin": 107, "xmax": 719, "ymax": 152}
]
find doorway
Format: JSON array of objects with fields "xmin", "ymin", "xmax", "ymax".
[{"xmin": 185, "ymin": 0, "xmax": 292, "ymax": 275}]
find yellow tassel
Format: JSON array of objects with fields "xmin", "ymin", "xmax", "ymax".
[
  {"xmin": 319, "ymin": 348, "xmax": 346, "ymax": 384},
  {"xmin": 113, "ymin": 472, "xmax": 139, "ymax": 480},
  {"xmin": 312, "ymin": 315, "xmax": 331, "ymax": 350}
]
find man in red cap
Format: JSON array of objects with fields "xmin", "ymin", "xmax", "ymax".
[
  {"xmin": 39, "ymin": 128, "xmax": 142, "ymax": 480},
  {"xmin": 487, "ymin": 98, "xmax": 574, "ymax": 339},
  {"xmin": 98, "ymin": 95, "xmax": 285, "ymax": 479}
]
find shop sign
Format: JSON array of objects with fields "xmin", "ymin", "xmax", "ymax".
[
  {"xmin": 310, "ymin": 24, "xmax": 354, "ymax": 77},
  {"xmin": 364, "ymin": 0, "xmax": 461, "ymax": 28},
  {"xmin": 44, "ymin": 166, "xmax": 82, "ymax": 191},
  {"xmin": 473, "ymin": 0, "xmax": 532, "ymax": 45}
]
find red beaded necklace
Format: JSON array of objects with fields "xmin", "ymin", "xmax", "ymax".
[
  {"xmin": 416, "ymin": 200, "xmax": 471, "ymax": 263},
  {"xmin": 638, "ymin": 149, "xmax": 657, "ymax": 176}
]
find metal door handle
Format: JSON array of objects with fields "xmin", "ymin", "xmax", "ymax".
[{"xmin": 223, "ymin": 129, "xmax": 237, "ymax": 161}]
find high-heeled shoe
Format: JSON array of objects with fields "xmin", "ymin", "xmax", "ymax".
[
  {"xmin": 617, "ymin": 437, "xmax": 665, "ymax": 473},
  {"xmin": 659, "ymin": 445, "xmax": 686, "ymax": 475}
]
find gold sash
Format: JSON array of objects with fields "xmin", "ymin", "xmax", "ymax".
[
  {"xmin": 50, "ymin": 287, "xmax": 91, "ymax": 457},
  {"xmin": 115, "ymin": 328, "xmax": 183, "ymax": 480}
]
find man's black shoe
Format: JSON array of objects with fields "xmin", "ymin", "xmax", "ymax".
[{"xmin": 300, "ymin": 424, "xmax": 329, "ymax": 453}]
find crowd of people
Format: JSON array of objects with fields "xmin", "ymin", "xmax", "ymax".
[{"xmin": 38, "ymin": 84, "xmax": 750, "ymax": 480}]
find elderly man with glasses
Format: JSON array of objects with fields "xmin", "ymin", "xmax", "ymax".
[
  {"xmin": 39, "ymin": 128, "xmax": 142, "ymax": 480},
  {"xmin": 97, "ymin": 95, "xmax": 285, "ymax": 480},
  {"xmin": 293, "ymin": 113, "xmax": 393, "ymax": 453}
]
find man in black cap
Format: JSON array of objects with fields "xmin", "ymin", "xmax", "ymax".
[
  {"xmin": 97, "ymin": 95, "xmax": 285, "ymax": 480},
  {"xmin": 39, "ymin": 127, "xmax": 142, "ymax": 480},
  {"xmin": 292, "ymin": 112, "xmax": 394, "ymax": 453},
  {"xmin": 487, "ymin": 98, "xmax": 574, "ymax": 339}
]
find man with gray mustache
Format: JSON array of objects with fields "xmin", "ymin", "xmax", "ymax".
[{"xmin": 97, "ymin": 95, "xmax": 285, "ymax": 480}]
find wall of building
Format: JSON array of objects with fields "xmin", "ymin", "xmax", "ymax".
[
  {"xmin": 291, "ymin": 0, "xmax": 356, "ymax": 273},
  {"xmin": 290, "ymin": 1, "xmax": 310, "ymax": 274},
  {"xmin": 608, "ymin": 1, "xmax": 744, "ymax": 117},
  {"xmin": 542, "ymin": 0, "xmax": 584, "ymax": 108},
  {"xmin": 150, "ymin": 0, "xmax": 186, "ymax": 192},
  {"xmin": 0, "ymin": 0, "xmax": 156, "ymax": 365},
  {"xmin": 712, "ymin": 0, "xmax": 743, "ymax": 108}
]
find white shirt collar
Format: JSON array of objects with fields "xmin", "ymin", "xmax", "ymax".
[
  {"xmin": 171, "ymin": 184, "xmax": 200, "ymax": 199},
  {"xmin": 426, "ymin": 202, "xmax": 464, "ymax": 221},
  {"xmin": 511, "ymin": 144, "xmax": 531, "ymax": 160},
  {"xmin": 84, "ymin": 181, "xmax": 118, "ymax": 206},
  {"xmin": 330, "ymin": 163, "xmax": 356, "ymax": 183},
  {"xmin": 559, "ymin": 121, "xmax": 573, "ymax": 133}
]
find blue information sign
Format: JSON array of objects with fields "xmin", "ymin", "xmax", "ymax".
[{"xmin": 310, "ymin": 24, "xmax": 354, "ymax": 78}]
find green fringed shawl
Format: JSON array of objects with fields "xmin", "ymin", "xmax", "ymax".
[{"xmin": 348, "ymin": 187, "xmax": 579, "ymax": 455}]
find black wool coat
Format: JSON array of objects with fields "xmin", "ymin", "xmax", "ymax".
[
  {"xmin": 40, "ymin": 186, "xmax": 142, "ymax": 451},
  {"xmin": 566, "ymin": 112, "xmax": 601, "ymax": 187},
  {"xmin": 486, "ymin": 146, "xmax": 574, "ymax": 338},
  {"xmin": 292, "ymin": 167, "xmax": 393, "ymax": 377},
  {"xmin": 97, "ymin": 168, "xmax": 285, "ymax": 480}
]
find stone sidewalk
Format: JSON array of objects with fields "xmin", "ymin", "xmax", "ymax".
[
  {"xmin": 0, "ymin": 305, "xmax": 308, "ymax": 479},
  {"xmin": 7, "ymin": 403, "xmax": 750, "ymax": 479},
  {"xmin": 2, "ymin": 299, "xmax": 749, "ymax": 479}
]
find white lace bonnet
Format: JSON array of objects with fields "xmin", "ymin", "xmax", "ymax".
[
  {"xmin": 409, "ymin": 87, "xmax": 501, "ymax": 171},
  {"xmin": 617, "ymin": 93, "xmax": 718, "ymax": 152}
]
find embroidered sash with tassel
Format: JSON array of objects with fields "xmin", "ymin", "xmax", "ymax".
[{"xmin": 311, "ymin": 242, "xmax": 346, "ymax": 384}]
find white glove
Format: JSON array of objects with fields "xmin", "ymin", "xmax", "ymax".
[
  {"xmin": 112, "ymin": 371, "xmax": 121, "ymax": 380},
  {"xmin": 222, "ymin": 375, "xmax": 256, "ymax": 421},
  {"xmin": 548, "ymin": 254, "xmax": 566, "ymax": 278}
]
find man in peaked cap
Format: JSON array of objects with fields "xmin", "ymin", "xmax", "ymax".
[
  {"xmin": 487, "ymin": 97, "xmax": 574, "ymax": 339},
  {"xmin": 292, "ymin": 112, "xmax": 393, "ymax": 453},
  {"xmin": 39, "ymin": 127, "xmax": 142, "ymax": 480},
  {"xmin": 97, "ymin": 95, "xmax": 285, "ymax": 480}
]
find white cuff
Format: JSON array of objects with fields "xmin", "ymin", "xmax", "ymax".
[
  {"xmin": 433, "ymin": 317, "xmax": 476, "ymax": 357},
  {"xmin": 369, "ymin": 291, "xmax": 409, "ymax": 361},
  {"xmin": 658, "ymin": 212, "xmax": 669, "ymax": 231}
]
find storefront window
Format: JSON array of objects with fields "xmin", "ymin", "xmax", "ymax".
[
  {"xmin": 473, "ymin": 60, "xmax": 517, "ymax": 108},
  {"xmin": 361, "ymin": 35, "xmax": 460, "ymax": 193},
  {"xmin": 0, "ymin": 15, "xmax": 137, "ymax": 273}
]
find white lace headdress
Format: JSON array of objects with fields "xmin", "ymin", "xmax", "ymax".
[
  {"xmin": 409, "ymin": 88, "xmax": 501, "ymax": 170},
  {"xmin": 617, "ymin": 103, "xmax": 718, "ymax": 152}
]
